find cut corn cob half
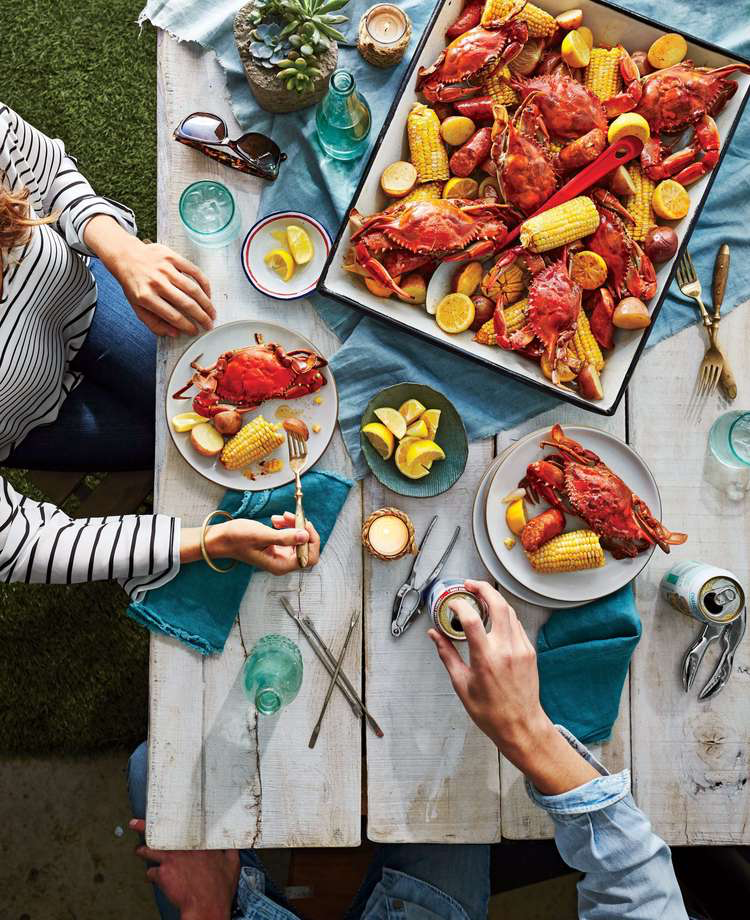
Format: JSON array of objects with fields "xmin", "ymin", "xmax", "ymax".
[
  {"xmin": 584, "ymin": 47, "xmax": 622, "ymax": 101},
  {"xmin": 625, "ymin": 163, "xmax": 657, "ymax": 242},
  {"xmin": 526, "ymin": 530, "xmax": 605, "ymax": 573},
  {"xmin": 520, "ymin": 196, "xmax": 600, "ymax": 253},
  {"xmin": 573, "ymin": 311, "xmax": 605, "ymax": 371},
  {"xmin": 485, "ymin": 64, "xmax": 518, "ymax": 105},
  {"xmin": 221, "ymin": 415, "xmax": 284, "ymax": 470},
  {"xmin": 481, "ymin": 259, "xmax": 525, "ymax": 303},
  {"xmin": 475, "ymin": 298, "xmax": 528, "ymax": 344},
  {"xmin": 400, "ymin": 181, "xmax": 445, "ymax": 204},
  {"xmin": 481, "ymin": 0, "xmax": 557, "ymax": 38},
  {"xmin": 407, "ymin": 103, "xmax": 450, "ymax": 183}
]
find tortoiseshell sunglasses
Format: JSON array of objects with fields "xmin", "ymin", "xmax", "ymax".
[{"xmin": 174, "ymin": 112, "xmax": 287, "ymax": 181}]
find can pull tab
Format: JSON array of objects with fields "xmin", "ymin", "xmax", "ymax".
[{"xmin": 715, "ymin": 587, "xmax": 737, "ymax": 605}]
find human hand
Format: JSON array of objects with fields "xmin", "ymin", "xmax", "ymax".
[
  {"xmin": 429, "ymin": 580, "xmax": 599, "ymax": 794},
  {"xmin": 211, "ymin": 511, "xmax": 321, "ymax": 575},
  {"xmin": 129, "ymin": 819, "xmax": 238, "ymax": 920}
]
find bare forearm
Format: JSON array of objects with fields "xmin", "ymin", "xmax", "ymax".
[{"xmin": 83, "ymin": 213, "xmax": 140, "ymax": 266}]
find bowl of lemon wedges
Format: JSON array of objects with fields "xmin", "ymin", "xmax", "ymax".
[
  {"xmin": 360, "ymin": 383, "xmax": 468, "ymax": 498},
  {"xmin": 241, "ymin": 210, "xmax": 331, "ymax": 300}
]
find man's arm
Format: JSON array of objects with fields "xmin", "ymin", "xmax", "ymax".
[{"xmin": 430, "ymin": 580, "xmax": 688, "ymax": 920}]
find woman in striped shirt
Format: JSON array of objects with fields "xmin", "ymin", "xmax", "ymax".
[{"xmin": 0, "ymin": 104, "xmax": 320, "ymax": 599}]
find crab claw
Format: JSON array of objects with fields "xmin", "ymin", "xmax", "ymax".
[
  {"xmin": 632, "ymin": 497, "xmax": 688, "ymax": 553},
  {"xmin": 541, "ymin": 424, "xmax": 600, "ymax": 465},
  {"xmin": 354, "ymin": 242, "xmax": 411, "ymax": 299}
]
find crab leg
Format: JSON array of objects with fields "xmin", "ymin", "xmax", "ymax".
[
  {"xmin": 632, "ymin": 498, "xmax": 688, "ymax": 553},
  {"xmin": 600, "ymin": 47, "xmax": 643, "ymax": 118},
  {"xmin": 353, "ymin": 242, "xmax": 411, "ymax": 299}
]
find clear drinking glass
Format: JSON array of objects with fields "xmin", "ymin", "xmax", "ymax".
[
  {"xmin": 708, "ymin": 410, "xmax": 750, "ymax": 500},
  {"xmin": 178, "ymin": 180, "xmax": 242, "ymax": 248},
  {"xmin": 243, "ymin": 634, "xmax": 303, "ymax": 715}
]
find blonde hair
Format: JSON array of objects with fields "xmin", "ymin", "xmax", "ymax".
[{"xmin": 0, "ymin": 182, "xmax": 55, "ymax": 252}]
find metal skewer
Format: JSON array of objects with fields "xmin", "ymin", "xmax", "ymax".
[
  {"xmin": 280, "ymin": 598, "xmax": 384, "ymax": 738},
  {"xmin": 309, "ymin": 611, "xmax": 359, "ymax": 749}
]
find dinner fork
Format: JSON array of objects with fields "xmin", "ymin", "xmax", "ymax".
[
  {"xmin": 287, "ymin": 429, "xmax": 309, "ymax": 568},
  {"xmin": 675, "ymin": 250, "xmax": 724, "ymax": 395}
]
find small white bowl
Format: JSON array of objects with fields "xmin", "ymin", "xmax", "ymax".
[{"xmin": 241, "ymin": 210, "xmax": 331, "ymax": 300}]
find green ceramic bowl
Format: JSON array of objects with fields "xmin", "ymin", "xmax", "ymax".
[{"xmin": 360, "ymin": 383, "xmax": 468, "ymax": 498}]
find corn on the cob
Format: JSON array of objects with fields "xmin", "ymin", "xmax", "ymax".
[
  {"xmin": 481, "ymin": 259, "xmax": 525, "ymax": 302},
  {"xmin": 481, "ymin": 0, "xmax": 556, "ymax": 38},
  {"xmin": 548, "ymin": 140, "xmax": 564, "ymax": 155},
  {"xmin": 520, "ymin": 196, "xmax": 600, "ymax": 253},
  {"xmin": 573, "ymin": 311, "xmax": 605, "ymax": 371},
  {"xmin": 221, "ymin": 415, "xmax": 284, "ymax": 470},
  {"xmin": 485, "ymin": 64, "xmax": 518, "ymax": 105},
  {"xmin": 407, "ymin": 103, "xmax": 450, "ymax": 183},
  {"xmin": 475, "ymin": 298, "xmax": 528, "ymax": 344},
  {"xmin": 625, "ymin": 163, "xmax": 657, "ymax": 242},
  {"xmin": 526, "ymin": 530, "xmax": 605, "ymax": 573},
  {"xmin": 584, "ymin": 47, "xmax": 622, "ymax": 101},
  {"xmin": 400, "ymin": 181, "xmax": 444, "ymax": 204}
]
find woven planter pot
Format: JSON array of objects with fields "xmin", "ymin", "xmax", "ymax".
[{"xmin": 234, "ymin": 0, "xmax": 338, "ymax": 114}]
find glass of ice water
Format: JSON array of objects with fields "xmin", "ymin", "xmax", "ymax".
[
  {"xmin": 708, "ymin": 411, "xmax": 750, "ymax": 500},
  {"xmin": 178, "ymin": 180, "xmax": 241, "ymax": 248}
]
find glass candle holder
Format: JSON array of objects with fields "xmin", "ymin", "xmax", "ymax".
[
  {"xmin": 178, "ymin": 180, "xmax": 242, "ymax": 248},
  {"xmin": 358, "ymin": 4, "xmax": 412, "ymax": 68}
]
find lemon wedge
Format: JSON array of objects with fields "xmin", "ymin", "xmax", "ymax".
[
  {"xmin": 374, "ymin": 407, "xmax": 407, "ymax": 440},
  {"xmin": 395, "ymin": 436, "xmax": 430, "ymax": 479},
  {"xmin": 505, "ymin": 498, "xmax": 527, "ymax": 536},
  {"xmin": 398, "ymin": 398, "xmax": 427, "ymax": 425},
  {"xmin": 172, "ymin": 411, "xmax": 207, "ymax": 433},
  {"xmin": 406, "ymin": 439, "xmax": 446, "ymax": 468},
  {"xmin": 264, "ymin": 248, "xmax": 295, "ymax": 282},
  {"xmin": 405, "ymin": 418, "xmax": 429, "ymax": 439},
  {"xmin": 271, "ymin": 229, "xmax": 288, "ymax": 245},
  {"xmin": 421, "ymin": 409, "xmax": 441, "ymax": 439},
  {"xmin": 362, "ymin": 422, "xmax": 395, "ymax": 460},
  {"xmin": 287, "ymin": 225, "xmax": 314, "ymax": 265}
]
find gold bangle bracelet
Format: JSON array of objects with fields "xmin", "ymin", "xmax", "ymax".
[{"xmin": 200, "ymin": 510, "xmax": 238, "ymax": 574}]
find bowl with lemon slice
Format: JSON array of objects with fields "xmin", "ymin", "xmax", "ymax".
[
  {"xmin": 242, "ymin": 211, "xmax": 331, "ymax": 300},
  {"xmin": 360, "ymin": 383, "xmax": 468, "ymax": 498}
]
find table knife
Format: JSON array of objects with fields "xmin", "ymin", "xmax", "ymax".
[{"xmin": 712, "ymin": 243, "xmax": 737, "ymax": 400}]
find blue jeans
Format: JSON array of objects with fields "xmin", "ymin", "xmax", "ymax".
[
  {"xmin": 127, "ymin": 743, "xmax": 490, "ymax": 920},
  {"xmin": 5, "ymin": 259, "xmax": 156, "ymax": 471}
]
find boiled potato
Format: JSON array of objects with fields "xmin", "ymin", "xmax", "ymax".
[
  {"xmin": 397, "ymin": 273, "xmax": 427, "ymax": 304},
  {"xmin": 613, "ymin": 297, "xmax": 651, "ymax": 329},
  {"xmin": 381, "ymin": 161, "xmax": 417, "ymax": 198},
  {"xmin": 190, "ymin": 422, "xmax": 224, "ymax": 458},
  {"xmin": 365, "ymin": 275, "xmax": 399, "ymax": 298},
  {"xmin": 647, "ymin": 33, "xmax": 687, "ymax": 70},
  {"xmin": 555, "ymin": 9, "xmax": 583, "ymax": 30},
  {"xmin": 451, "ymin": 261, "xmax": 483, "ymax": 297},
  {"xmin": 440, "ymin": 115, "xmax": 476, "ymax": 147}
]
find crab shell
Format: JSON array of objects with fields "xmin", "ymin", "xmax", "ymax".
[
  {"xmin": 587, "ymin": 192, "xmax": 657, "ymax": 302},
  {"xmin": 493, "ymin": 103, "xmax": 558, "ymax": 216},
  {"xmin": 525, "ymin": 258, "xmax": 582, "ymax": 366},
  {"xmin": 514, "ymin": 72, "xmax": 608, "ymax": 140},
  {"xmin": 635, "ymin": 62, "xmax": 750, "ymax": 134}
]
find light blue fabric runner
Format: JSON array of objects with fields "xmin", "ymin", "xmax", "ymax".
[{"xmin": 141, "ymin": 0, "xmax": 750, "ymax": 478}]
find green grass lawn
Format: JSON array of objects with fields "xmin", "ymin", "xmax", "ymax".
[{"xmin": 1, "ymin": 0, "xmax": 157, "ymax": 754}]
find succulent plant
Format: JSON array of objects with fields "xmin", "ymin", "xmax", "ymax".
[{"xmin": 247, "ymin": 0, "xmax": 350, "ymax": 91}]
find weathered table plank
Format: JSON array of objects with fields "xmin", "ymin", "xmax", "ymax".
[{"xmin": 148, "ymin": 35, "xmax": 362, "ymax": 850}]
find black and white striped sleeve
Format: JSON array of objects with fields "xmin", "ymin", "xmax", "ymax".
[
  {"xmin": 0, "ymin": 103, "xmax": 137, "ymax": 255},
  {"xmin": 0, "ymin": 476, "xmax": 181, "ymax": 601}
]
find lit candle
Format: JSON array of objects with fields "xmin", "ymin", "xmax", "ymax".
[
  {"xmin": 366, "ymin": 5, "xmax": 407, "ymax": 44},
  {"xmin": 368, "ymin": 514, "xmax": 409, "ymax": 557},
  {"xmin": 358, "ymin": 4, "xmax": 412, "ymax": 68}
]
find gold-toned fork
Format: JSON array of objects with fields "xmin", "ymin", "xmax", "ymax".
[
  {"xmin": 676, "ymin": 250, "xmax": 724, "ymax": 395},
  {"xmin": 286, "ymin": 426, "xmax": 309, "ymax": 568}
]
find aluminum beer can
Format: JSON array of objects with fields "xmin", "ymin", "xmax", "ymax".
[
  {"xmin": 661, "ymin": 560, "xmax": 745, "ymax": 624},
  {"xmin": 426, "ymin": 579, "xmax": 489, "ymax": 641}
]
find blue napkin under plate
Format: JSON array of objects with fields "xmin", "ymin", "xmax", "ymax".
[{"xmin": 127, "ymin": 471, "xmax": 353, "ymax": 655}]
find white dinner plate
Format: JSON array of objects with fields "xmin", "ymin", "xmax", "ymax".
[
  {"xmin": 472, "ymin": 450, "xmax": 580, "ymax": 610},
  {"xmin": 166, "ymin": 320, "xmax": 337, "ymax": 491},
  {"xmin": 485, "ymin": 426, "xmax": 661, "ymax": 604}
]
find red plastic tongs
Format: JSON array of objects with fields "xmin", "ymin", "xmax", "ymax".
[{"xmin": 501, "ymin": 135, "xmax": 644, "ymax": 247}]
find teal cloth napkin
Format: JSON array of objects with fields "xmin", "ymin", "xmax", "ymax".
[
  {"xmin": 139, "ymin": 0, "xmax": 750, "ymax": 477},
  {"xmin": 127, "ymin": 471, "xmax": 353, "ymax": 655},
  {"xmin": 537, "ymin": 586, "xmax": 642, "ymax": 744}
]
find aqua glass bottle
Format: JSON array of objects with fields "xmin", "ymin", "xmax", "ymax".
[
  {"xmin": 243, "ymin": 634, "xmax": 303, "ymax": 715},
  {"xmin": 315, "ymin": 69, "xmax": 372, "ymax": 161}
]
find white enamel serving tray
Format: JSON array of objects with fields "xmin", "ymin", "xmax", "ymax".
[
  {"xmin": 319, "ymin": 0, "xmax": 750, "ymax": 416},
  {"xmin": 166, "ymin": 320, "xmax": 337, "ymax": 491},
  {"xmin": 485, "ymin": 426, "xmax": 660, "ymax": 603}
]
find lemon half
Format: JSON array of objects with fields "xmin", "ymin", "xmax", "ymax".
[
  {"xmin": 362, "ymin": 422, "xmax": 395, "ymax": 460},
  {"xmin": 264, "ymin": 248, "xmax": 295, "ymax": 282},
  {"xmin": 287, "ymin": 225, "xmax": 314, "ymax": 265}
]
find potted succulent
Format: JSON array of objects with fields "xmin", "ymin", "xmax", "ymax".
[{"xmin": 235, "ymin": 0, "xmax": 350, "ymax": 114}]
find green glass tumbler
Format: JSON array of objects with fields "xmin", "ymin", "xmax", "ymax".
[
  {"xmin": 315, "ymin": 69, "xmax": 372, "ymax": 161},
  {"xmin": 178, "ymin": 179, "xmax": 242, "ymax": 248},
  {"xmin": 243, "ymin": 634, "xmax": 303, "ymax": 715}
]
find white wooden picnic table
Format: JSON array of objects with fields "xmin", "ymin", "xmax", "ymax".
[{"xmin": 146, "ymin": 32, "xmax": 750, "ymax": 850}]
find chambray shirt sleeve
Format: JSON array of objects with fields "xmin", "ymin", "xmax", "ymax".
[{"xmin": 526, "ymin": 727, "xmax": 688, "ymax": 920}]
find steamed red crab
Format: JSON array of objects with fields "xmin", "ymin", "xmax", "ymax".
[
  {"xmin": 173, "ymin": 335, "xmax": 328, "ymax": 418},
  {"xmin": 519, "ymin": 424, "xmax": 687, "ymax": 559}
]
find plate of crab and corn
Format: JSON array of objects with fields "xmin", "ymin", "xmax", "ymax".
[
  {"xmin": 166, "ymin": 320, "xmax": 337, "ymax": 491},
  {"xmin": 484, "ymin": 423, "xmax": 687, "ymax": 603},
  {"xmin": 318, "ymin": 0, "xmax": 750, "ymax": 416}
]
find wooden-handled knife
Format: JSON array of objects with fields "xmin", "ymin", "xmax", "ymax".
[{"xmin": 712, "ymin": 243, "xmax": 737, "ymax": 400}]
